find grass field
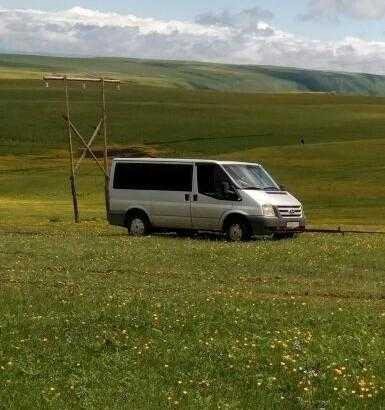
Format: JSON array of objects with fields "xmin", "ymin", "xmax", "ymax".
[
  {"xmin": 1, "ymin": 73, "xmax": 385, "ymax": 408},
  {"xmin": 1, "ymin": 229, "xmax": 385, "ymax": 408},
  {"xmin": 2, "ymin": 79, "xmax": 385, "ymax": 226}
]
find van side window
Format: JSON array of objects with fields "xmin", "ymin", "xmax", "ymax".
[
  {"xmin": 197, "ymin": 164, "xmax": 236, "ymax": 200},
  {"xmin": 113, "ymin": 163, "xmax": 193, "ymax": 191}
]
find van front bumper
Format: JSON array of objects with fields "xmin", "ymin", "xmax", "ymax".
[{"xmin": 247, "ymin": 216, "xmax": 306, "ymax": 236}]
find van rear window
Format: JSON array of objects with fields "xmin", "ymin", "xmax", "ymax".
[{"xmin": 113, "ymin": 163, "xmax": 193, "ymax": 191}]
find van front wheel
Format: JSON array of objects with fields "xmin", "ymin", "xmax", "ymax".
[
  {"xmin": 226, "ymin": 218, "xmax": 252, "ymax": 242},
  {"xmin": 126, "ymin": 214, "xmax": 150, "ymax": 236}
]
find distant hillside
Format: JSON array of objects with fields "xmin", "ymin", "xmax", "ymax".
[{"xmin": 2, "ymin": 53, "xmax": 385, "ymax": 96}]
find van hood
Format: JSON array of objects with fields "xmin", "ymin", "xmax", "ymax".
[{"xmin": 242, "ymin": 190, "xmax": 302, "ymax": 207}]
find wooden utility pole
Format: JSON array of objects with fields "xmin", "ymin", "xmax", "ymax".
[
  {"xmin": 44, "ymin": 75, "xmax": 121, "ymax": 223},
  {"xmin": 101, "ymin": 79, "xmax": 110, "ymax": 220},
  {"xmin": 64, "ymin": 76, "xmax": 80, "ymax": 223}
]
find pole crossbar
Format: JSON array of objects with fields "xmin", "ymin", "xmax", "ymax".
[
  {"xmin": 44, "ymin": 74, "xmax": 120, "ymax": 223},
  {"xmin": 44, "ymin": 75, "xmax": 121, "ymax": 84}
]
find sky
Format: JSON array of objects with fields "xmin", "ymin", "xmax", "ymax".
[{"xmin": 1, "ymin": 0, "xmax": 385, "ymax": 73}]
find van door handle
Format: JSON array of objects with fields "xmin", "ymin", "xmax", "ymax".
[{"xmin": 185, "ymin": 194, "xmax": 190, "ymax": 201}]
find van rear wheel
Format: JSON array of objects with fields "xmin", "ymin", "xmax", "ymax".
[
  {"xmin": 126, "ymin": 214, "xmax": 150, "ymax": 236},
  {"xmin": 226, "ymin": 218, "xmax": 252, "ymax": 242}
]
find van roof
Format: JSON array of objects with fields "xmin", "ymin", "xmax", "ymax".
[{"xmin": 112, "ymin": 158, "xmax": 261, "ymax": 166}]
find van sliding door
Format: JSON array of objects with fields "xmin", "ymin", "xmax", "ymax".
[{"xmin": 149, "ymin": 163, "xmax": 193, "ymax": 229}]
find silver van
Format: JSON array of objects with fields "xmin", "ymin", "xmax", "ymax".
[{"xmin": 108, "ymin": 159, "xmax": 305, "ymax": 241}]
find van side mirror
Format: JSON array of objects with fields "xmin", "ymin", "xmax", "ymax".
[
  {"xmin": 221, "ymin": 181, "xmax": 231, "ymax": 193},
  {"xmin": 221, "ymin": 181, "xmax": 239, "ymax": 201},
  {"xmin": 279, "ymin": 184, "xmax": 287, "ymax": 191}
]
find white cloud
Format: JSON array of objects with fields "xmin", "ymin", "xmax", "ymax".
[
  {"xmin": 302, "ymin": 0, "xmax": 385, "ymax": 21},
  {"xmin": 196, "ymin": 6, "xmax": 274, "ymax": 28},
  {"xmin": 1, "ymin": 7, "xmax": 385, "ymax": 74}
]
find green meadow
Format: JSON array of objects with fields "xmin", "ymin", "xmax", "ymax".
[
  {"xmin": 1, "ymin": 72, "xmax": 385, "ymax": 408},
  {"xmin": 2, "ymin": 79, "xmax": 385, "ymax": 226}
]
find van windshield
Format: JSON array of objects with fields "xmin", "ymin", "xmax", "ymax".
[{"xmin": 223, "ymin": 164, "xmax": 279, "ymax": 190}]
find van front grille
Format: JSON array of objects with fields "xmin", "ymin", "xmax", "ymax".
[{"xmin": 277, "ymin": 206, "xmax": 302, "ymax": 218}]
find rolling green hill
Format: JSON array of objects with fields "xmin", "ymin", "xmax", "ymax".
[{"xmin": 2, "ymin": 53, "xmax": 385, "ymax": 95}]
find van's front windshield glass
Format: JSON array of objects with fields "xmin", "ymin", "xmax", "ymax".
[{"xmin": 223, "ymin": 165, "xmax": 279, "ymax": 190}]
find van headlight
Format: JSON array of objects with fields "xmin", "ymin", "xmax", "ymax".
[{"xmin": 262, "ymin": 204, "xmax": 276, "ymax": 218}]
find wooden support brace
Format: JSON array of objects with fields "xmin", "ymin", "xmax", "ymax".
[
  {"xmin": 63, "ymin": 116, "xmax": 108, "ymax": 178},
  {"xmin": 74, "ymin": 119, "xmax": 103, "ymax": 174}
]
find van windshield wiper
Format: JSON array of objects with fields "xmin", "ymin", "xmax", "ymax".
[
  {"xmin": 263, "ymin": 186, "xmax": 280, "ymax": 191},
  {"xmin": 241, "ymin": 186, "xmax": 263, "ymax": 190}
]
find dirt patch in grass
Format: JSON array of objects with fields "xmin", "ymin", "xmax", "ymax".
[
  {"xmin": 79, "ymin": 144, "xmax": 162, "ymax": 158},
  {"xmin": 217, "ymin": 288, "xmax": 385, "ymax": 302}
]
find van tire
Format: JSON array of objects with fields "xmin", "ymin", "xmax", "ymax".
[
  {"xmin": 225, "ymin": 217, "xmax": 252, "ymax": 242},
  {"xmin": 126, "ymin": 212, "xmax": 150, "ymax": 236}
]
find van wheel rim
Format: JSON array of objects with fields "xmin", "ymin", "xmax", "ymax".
[
  {"xmin": 130, "ymin": 218, "xmax": 145, "ymax": 235},
  {"xmin": 229, "ymin": 224, "xmax": 243, "ymax": 241}
]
